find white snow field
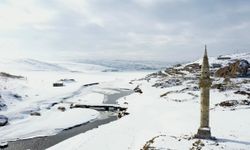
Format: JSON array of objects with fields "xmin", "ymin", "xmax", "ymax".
[
  {"xmin": 0, "ymin": 58, "xmax": 148, "ymax": 142},
  {"xmin": 48, "ymin": 53, "xmax": 250, "ymax": 150},
  {"xmin": 0, "ymin": 53, "xmax": 249, "ymax": 150}
]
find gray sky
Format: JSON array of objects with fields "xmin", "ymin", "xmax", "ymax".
[{"xmin": 0, "ymin": 0, "xmax": 249, "ymax": 62}]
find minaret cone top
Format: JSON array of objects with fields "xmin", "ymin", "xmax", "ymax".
[
  {"xmin": 201, "ymin": 45, "xmax": 210, "ymax": 79},
  {"xmin": 204, "ymin": 45, "xmax": 208, "ymax": 57}
]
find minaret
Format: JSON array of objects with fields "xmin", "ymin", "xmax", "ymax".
[{"xmin": 195, "ymin": 45, "xmax": 213, "ymax": 139}]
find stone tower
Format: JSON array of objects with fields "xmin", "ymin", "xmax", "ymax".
[{"xmin": 195, "ymin": 45, "xmax": 213, "ymax": 139}]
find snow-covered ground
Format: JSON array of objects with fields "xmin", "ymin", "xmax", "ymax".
[
  {"xmin": 1, "ymin": 53, "xmax": 250, "ymax": 150},
  {"xmin": 0, "ymin": 59, "xmax": 149, "ymax": 143},
  {"xmin": 48, "ymin": 53, "xmax": 250, "ymax": 150}
]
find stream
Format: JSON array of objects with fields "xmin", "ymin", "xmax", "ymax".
[{"xmin": 2, "ymin": 88, "xmax": 133, "ymax": 150}]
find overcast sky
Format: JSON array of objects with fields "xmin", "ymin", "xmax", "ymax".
[{"xmin": 0, "ymin": 0, "xmax": 249, "ymax": 62}]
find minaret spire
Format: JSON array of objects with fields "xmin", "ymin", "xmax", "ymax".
[
  {"xmin": 195, "ymin": 45, "xmax": 214, "ymax": 139},
  {"xmin": 204, "ymin": 45, "xmax": 207, "ymax": 57}
]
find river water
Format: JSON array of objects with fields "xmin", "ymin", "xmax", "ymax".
[{"xmin": 2, "ymin": 89, "xmax": 133, "ymax": 150}]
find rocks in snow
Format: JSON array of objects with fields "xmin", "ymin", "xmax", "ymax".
[
  {"xmin": 0, "ymin": 142, "xmax": 8, "ymax": 148},
  {"xmin": 134, "ymin": 85, "xmax": 143, "ymax": 94},
  {"xmin": 0, "ymin": 115, "xmax": 8, "ymax": 126},
  {"xmin": 11, "ymin": 93, "xmax": 22, "ymax": 100},
  {"xmin": 30, "ymin": 112, "xmax": 41, "ymax": 116},
  {"xmin": 53, "ymin": 82, "xmax": 64, "ymax": 87},
  {"xmin": 211, "ymin": 83, "xmax": 225, "ymax": 91},
  {"xmin": 183, "ymin": 63, "xmax": 201, "ymax": 73},
  {"xmin": 239, "ymin": 59, "xmax": 250, "ymax": 76},
  {"xmin": 0, "ymin": 101, "xmax": 7, "ymax": 111},
  {"xmin": 234, "ymin": 90, "xmax": 250, "ymax": 98},
  {"xmin": 152, "ymin": 78, "xmax": 182, "ymax": 88},
  {"xmin": 58, "ymin": 106, "xmax": 66, "ymax": 112},
  {"xmin": 215, "ymin": 59, "xmax": 249, "ymax": 78},
  {"xmin": 0, "ymin": 72, "xmax": 24, "ymax": 79},
  {"xmin": 216, "ymin": 100, "xmax": 250, "ymax": 109}
]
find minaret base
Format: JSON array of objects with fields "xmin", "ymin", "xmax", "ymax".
[{"xmin": 195, "ymin": 127, "xmax": 214, "ymax": 139}]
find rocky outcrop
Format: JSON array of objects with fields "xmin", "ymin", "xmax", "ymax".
[
  {"xmin": 0, "ymin": 115, "xmax": 8, "ymax": 126},
  {"xmin": 234, "ymin": 90, "xmax": 250, "ymax": 98},
  {"xmin": 30, "ymin": 112, "xmax": 41, "ymax": 116},
  {"xmin": 216, "ymin": 100, "xmax": 250, "ymax": 108},
  {"xmin": 0, "ymin": 101, "xmax": 7, "ymax": 111},
  {"xmin": 183, "ymin": 63, "xmax": 201, "ymax": 73},
  {"xmin": 239, "ymin": 59, "xmax": 250, "ymax": 76},
  {"xmin": 53, "ymin": 82, "xmax": 64, "ymax": 87},
  {"xmin": 152, "ymin": 78, "xmax": 182, "ymax": 88},
  {"xmin": 134, "ymin": 86, "xmax": 143, "ymax": 94},
  {"xmin": 58, "ymin": 106, "xmax": 66, "ymax": 112},
  {"xmin": 0, "ymin": 72, "xmax": 24, "ymax": 79},
  {"xmin": 0, "ymin": 142, "xmax": 8, "ymax": 148},
  {"xmin": 215, "ymin": 59, "xmax": 249, "ymax": 78}
]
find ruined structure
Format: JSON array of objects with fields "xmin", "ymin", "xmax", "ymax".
[{"xmin": 195, "ymin": 46, "xmax": 214, "ymax": 139}]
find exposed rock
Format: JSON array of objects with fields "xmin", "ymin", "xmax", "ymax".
[
  {"xmin": 0, "ymin": 101, "xmax": 7, "ymax": 111},
  {"xmin": 0, "ymin": 142, "xmax": 8, "ymax": 148},
  {"xmin": 146, "ymin": 71, "xmax": 168, "ymax": 79},
  {"xmin": 53, "ymin": 82, "xmax": 64, "ymax": 87},
  {"xmin": 239, "ymin": 59, "xmax": 250, "ymax": 76},
  {"xmin": 223, "ymin": 77, "xmax": 232, "ymax": 84},
  {"xmin": 160, "ymin": 91, "xmax": 173, "ymax": 97},
  {"xmin": 141, "ymin": 135, "xmax": 166, "ymax": 150},
  {"xmin": 30, "ymin": 112, "xmax": 41, "ymax": 116},
  {"xmin": 183, "ymin": 63, "xmax": 201, "ymax": 73},
  {"xmin": 153, "ymin": 78, "xmax": 182, "ymax": 88},
  {"xmin": 11, "ymin": 93, "xmax": 22, "ymax": 99},
  {"xmin": 216, "ymin": 100, "xmax": 250, "ymax": 108},
  {"xmin": 234, "ymin": 90, "xmax": 250, "ymax": 98},
  {"xmin": 118, "ymin": 112, "xmax": 123, "ymax": 118},
  {"xmin": 165, "ymin": 68, "xmax": 186, "ymax": 76},
  {"xmin": 118, "ymin": 111, "xmax": 129, "ymax": 118},
  {"xmin": 174, "ymin": 64, "xmax": 182, "ymax": 67},
  {"xmin": 58, "ymin": 106, "xmax": 66, "ymax": 112},
  {"xmin": 83, "ymin": 82, "xmax": 99, "ymax": 87},
  {"xmin": 134, "ymin": 85, "xmax": 143, "ymax": 94},
  {"xmin": 0, "ymin": 72, "xmax": 24, "ymax": 79},
  {"xmin": 211, "ymin": 83, "xmax": 225, "ymax": 91},
  {"xmin": 0, "ymin": 115, "xmax": 8, "ymax": 126},
  {"xmin": 51, "ymin": 102, "xmax": 59, "ymax": 107},
  {"xmin": 191, "ymin": 140, "xmax": 205, "ymax": 150},
  {"xmin": 215, "ymin": 59, "xmax": 249, "ymax": 78}
]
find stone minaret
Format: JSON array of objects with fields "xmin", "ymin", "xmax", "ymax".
[{"xmin": 195, "ymin": 45, "xmax": 213, "ymax": 139}]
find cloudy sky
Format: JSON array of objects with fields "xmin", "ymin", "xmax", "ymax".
[{"xmin": 0, "ymin": 0, "xmax": 249, "ymax": 62}]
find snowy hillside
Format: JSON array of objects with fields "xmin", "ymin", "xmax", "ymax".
[
  {"xmin": 0, "ymin": 58, "xmax": 112, "ymax": 73},
  {"xmin": 74, "ymin": 59, "xmax": 173, "ymax": 72},
  {"xmin": 0, "ymin": 58, "xmax": 149, "ymax": 145},
  {"xmin": 48, "ymin": 53, "xmax": 250, "ymax": 150}
]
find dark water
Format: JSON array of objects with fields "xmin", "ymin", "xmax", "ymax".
[
  {"xmin": 2, "ymin": 89, "xmax": 133, "ymax": 150},
  {"xmin": 3, "ymin": 116, "xmax": 117, "ymax": 150},
  {"xmin": 105, "ymin": 88, "xmax": 133, "ymax": 104}
]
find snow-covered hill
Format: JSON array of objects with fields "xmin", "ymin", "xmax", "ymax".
[
  {"xmin": 0, "ymin": 58, "xmax": 112, "ymax": 73},
  {"xmin": 49, "ymin": 53, "xmax": 250, "ymax": 150},
  {"xmin": 0, "ymin": 53, "xmax": 249, "ymax": 149},
  {"xmin": 0, "ymin": 58, "xmax": 149, "ymax": 143},
  {"xmin": 74, "ymin": 59, "xmax": 173, "ymax": 72}
]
